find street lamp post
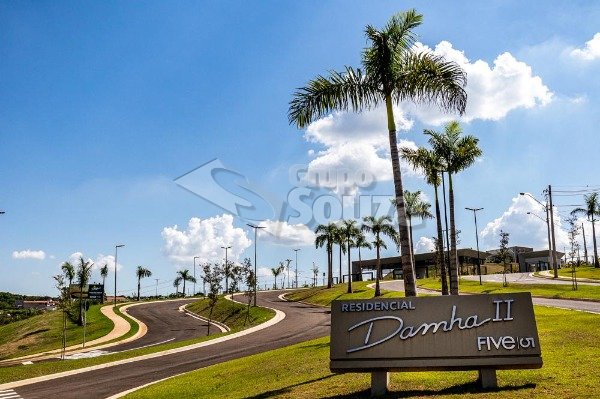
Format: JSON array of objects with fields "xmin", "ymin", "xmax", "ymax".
[
  {"xmin": 465, "ymin": 207, "xmax": 483, "ymax": 285},
  {"xmin": 521, "ymin": 192, "xmax": 554, "ymax": 274},
  {"xmin": 293, "ymin": 249, "xmax": 300, "ymax": 289},
  {"xmin": 114, "ymin": 244, "xmax": 125, "ymax": 306},
  {"xmin": 193, "ymin": 256, "xmax": 200, "ymax": 296},
  {"xmin": 247, "ymin": 224, "xmax": 265, "ymax": 306},
  {"xmin": 221, "ymin": 245, "xmax": 231, "ymax": 294}
]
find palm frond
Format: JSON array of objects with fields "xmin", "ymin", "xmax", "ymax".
[
  {"xmin": 395, "ymin": 52, "xmax": 467, "ymax": 115},
  {"xmin": 288, "ymin": 67, "xmax": 380, "ymax": 128}
]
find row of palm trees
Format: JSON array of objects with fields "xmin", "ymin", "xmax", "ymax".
[
  {"xmin": 571, "ymin": 192, "xmax": 600, "ymax": 268},
  {"xmin": 173, "ymin": 269, "xmax": 196, "ymax": 296}
]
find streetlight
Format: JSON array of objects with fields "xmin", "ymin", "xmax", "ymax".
[
  {"xmin": 221, "ymin": 245, "xmax": 231, "ymax": 294},
  {"xmin": 247, "ymin": 223, "xmax": 265, "ymax": 306},
  {"xmin": 193, "ymin": 256, "xmax": 200, "ymax": 296},
  {"xmin": 293, "ymin": 249, "xmax": 300, "ymax": 289},
  {"xmin": 114, "ymin": 244, "xmax": 125, "ymax": 306},
  {"xmin": 465, "ymin": 207, "xmax": 483, "ymax": 285},
  {"xmin": 521, "ymin": 192, "xmax": 554, "ymax": 275}
]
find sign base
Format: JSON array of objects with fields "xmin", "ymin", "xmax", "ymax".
[
  {"xmin": 370, "ymin": 371, "xmax": 389, "ymax": 397},
  {"xmin": 478, "ymin": 368, "xmax": 497, "ymax": 389}
]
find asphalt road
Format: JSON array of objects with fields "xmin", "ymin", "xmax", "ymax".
[
  {"xmin": 381, "ymin": 280, "xmax": 600, "ymax": 314},
  {"xmin": 13, "ymin": 291, "xmax": 330, "ymax": 399},
  {"xmin": 108, "ymin": 299, "xmax": 212, "ymax": 352}
]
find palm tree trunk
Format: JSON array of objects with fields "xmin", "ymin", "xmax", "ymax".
[
  {"xmin": 448, "ymin": 173, "xmax": 459, "ymax": 295},
  {"xmin": 347, "ymin": 238, "xmax": 353, "ymax": 294},
  {"xmin": 358, "ymin": 247, "xmax": 363, "ymax": 281},
  {"xmin": 434, "ymin": 184, "xmax": 449, "ymax": 295},
  {"xmin": 592, "ymin": 219, "xmax": 599, "ymax": 268},
  {"xmin": 327, "ymin": 244, "xmax": 333, "ymax": 288},
  {"xmin": 338, "ymin": 244, "xmax": 342, "ymax": 284},
  {"xmin": 183, "ymin": 280, "xmax": 186, "ymax": 297},
  {"xmin": 385, "ymin": 95, "xmax": 416, "ymax": 297},
  {"xmin": 375, "ymin": 235, "xmax": 381, "ymax": 297},
  {"xmin": 408, "ymin": 216, "xmax": 416, "ymax": 279},
  {"xmin": 137, "ymin": 279, "xmax": 141, "ymax": 301}
]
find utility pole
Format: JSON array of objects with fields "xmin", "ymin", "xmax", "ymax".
[
  {"xmin": 155, "ymin": 278, "xmax": 159, "ymax": 297},
  {"xmin": 247, "ymin": 224, "xmax": 265, "ymax": 306},
  {"xmin": 548, "ymin": 185, "xmax": 559, "ymax": 278},
  {"xmin": 114, "ymin": 244, "xmax": 125, "ymax": 306},
  {"xmin": 582, "ymin": 223, "xmax": 589, "ymax": 264},
  {"xmin": 293, "ymin": 249, "xmax": 300, "ymax": 289},
  {"xmin": 193, "ymin": 256, "xmax": 200, "ymax": 296}
]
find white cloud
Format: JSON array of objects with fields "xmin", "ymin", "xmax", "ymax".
[
  {"xmin": 415, "ymin": 236, "xmax": 436, "ymax": 254},
  {"xmin": 257, "ymin": 220, "xmax": 315, "ymax": 246},
  {"xmin": 12, "ymin": 249, "xmax": 46, "ymax": 260},
  {"xmin": 407, "ymin": 41, "xmax": 553, "ymax": 124},
  {"xmin": 161, "ymin": 214, "xmax": 252, "ymax": 265},
  {"xmin": 570, "ymin": 33, "xmax": 600, "ymax": 61},
  {"xmin": 480, "ymin": 195, "xmax": 569, "ymax": 251}
]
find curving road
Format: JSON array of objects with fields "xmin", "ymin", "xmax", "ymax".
[{"xmin": 8, "ymin": 291, "xmax": 330, "ymax": 399}]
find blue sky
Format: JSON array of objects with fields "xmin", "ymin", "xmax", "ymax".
[{"xmin": 1, "ymin": 1, "xmax": 599, "ymax": 296}]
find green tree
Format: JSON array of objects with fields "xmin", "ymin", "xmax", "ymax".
[
  {"xmin": 571, "ymin": 192, "xmax": 600, "ymax": 268},
  {"xmin": 135, "ymin": 266, "xmax": 152, "ymax": 301},
  {"xmin": 173, "ymin": 276, "xmax": 182, "ymax": 296},
  {"xmin": 401, "ymin": 146, "xmax": 449, "ymax": 294},
  {"xmin": 288, "ymin": 10, "xmax": 467, "ymax": 297},
  {"xmin": 394, "ymin": 190, "xmax": 433, "ymax": 271},
  {"xmin": 340, "ymin": 220, "xmax": 360, "ymax": 293},
  {"xmin": 497, "ymin": 231, "xmax": 511, "ymax": 287},
  {"xmin": 75, "ymin": 257, "xmax": 92, "ymax": 325},
  {"xmin": 61, "ymin": 262, "xmax": 75, "ymax": 288},
  {"xmin": 99, "ymin": 264, "xmax": 109, "ymax": 303},
  {"xmin": 202, "ymin": 262, "xmax": 223, "ymax": 335},
  {"xmin": 315, "ymin": 223, "xmax": 338, "ymax": 288},
  {"xmin": 362, "ymin": 215, "xmax": 398, "ymax": 297},
  {"xmin": 176, "ymin": 269, "xmax": 196, "ymax": 297},
  {"xmin": 271, "ymin": 263, "xmax": 284, "ymax": 290},
  {"xmin": 333, "ymin": 225, "xmax": 347, "ymax": 286},
  {"xmin": 353, "ymin": 232, "xmax": 373, "ymax": 282},
  {"xmin": 426, "ymin": 121, "xmax": 482, "ymax": 294}
]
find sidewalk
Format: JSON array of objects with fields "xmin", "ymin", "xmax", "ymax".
[{"xmin": 536, "ymin": 270, "xmax": 600, "ymax": 285}]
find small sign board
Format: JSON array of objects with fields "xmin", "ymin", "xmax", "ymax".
[
  {"xmin": 88, "ymin": 284, "xmax": 104, "ymax": 300},
  {"xmin": 70, "ymin": 284, "xmax": 88, "ymax": 299},
  {"xmin": 330, "ymin": 293, "xmax": 542, "ymax": 372}
]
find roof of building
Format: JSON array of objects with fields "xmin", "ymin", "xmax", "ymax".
[{"xmin": 352, "ymin": 248, "xmax": 491, "ymax": 268}]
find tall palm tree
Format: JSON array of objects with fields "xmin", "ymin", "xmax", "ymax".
[
  {"xmin": 572, "ymin": 193, "xmax": 600, "ymax": 268},
  {"xmin": 288, "ymin": 10, "xmax": 467, "ymax": 297},
  {"xmin": 76, "ymin": 257, "xmax": 93, "ymax": 325},
  {"xmin": 61, "ymin": 262, "xmax": 75, "ymax": 288},
  {"xmin": 315, "ymin": 223, "xmax": 338, "ymax": 288},
  {"xmin": 354, "ymin": 232, "xmax": 373, "ymax": 281},
  {"xmin": 176, "ymin": 269, "xmax": 196, "ymax": 297},
  {"xmin": 135, "ymin": 266, "xmax": 152, "ymax": 301},
  {"xmin": 340, "ymin": 220, "xmax": 360, "ymax": 293},
  {"xmin": 173, "ymin": 276, "xmax": 182, "ymax": 296},
  {"xmin": 362, "ymin": 215, "xmax": 398, "ymax": 297},
  {"xmin": 401, "ymin": 146, "xmax": 449, "ymax": 294},
  {"xmin": 333, "ymin": 225, "xmax": 347, "ymax": 285},
  {"xmin": 100, "ymin": 264, "xmax": 109, "ymax": 303},
  {"xmin": 426, "ymin": 121, "xmax": 482, "ymax": 295},
  {"xmin": 271, "ymin": 264, "xmax": 284, "ymax": 290}
]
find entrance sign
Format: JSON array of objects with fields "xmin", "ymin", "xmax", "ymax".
[
  {"xmin": 69, "ymin": 284, "xmax": 105, "ymax": 300},
  {"xmin": 331, "ymin": 293, "xmax": 542, "ymax": 392},
  {"xmin": 88, "ymin": 284, "xmax": 104, "ymax": 301}
]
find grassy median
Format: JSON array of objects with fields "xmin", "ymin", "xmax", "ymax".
[
  {"xmin": 0, "ymin": 304, "xmax": 114, "ymax": 360},
  {"xmin": 125, "ymin": 293, "xmax": 599, "ymax": 398}
]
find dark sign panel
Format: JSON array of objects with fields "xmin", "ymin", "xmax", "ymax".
[
  {"xmin": 88, "ymin": 284, "xmax": 104, "ymax": 300},
  {"xmin": 330, "ymin": 293, "xmax": 542, "ymax": 372}
]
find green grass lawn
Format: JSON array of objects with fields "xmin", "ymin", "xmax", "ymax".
[
  {"xmin": 556, "ymin": 265, "xmax": 600, "ymax": 280},
  {"xmin": 0, "ymin": 304, "xmax": 114, "ymax": 360},
  {"xmin": 0, "ymin": 296, "xmax": 275, "ymax": 384},
  {"xmin": 125, "ymin": 303, "xmax": 599, "ymax": 398},
  {"xmin": 418, "ymin": 277, "xmax": 600, "ymax": 301}
]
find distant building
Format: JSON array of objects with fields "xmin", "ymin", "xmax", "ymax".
[{"xmin": 487, "ymin": 247, "xmax": 564, "ymax": 272}]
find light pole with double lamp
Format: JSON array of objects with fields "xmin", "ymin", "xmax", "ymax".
[
  {"xmin": 465, "ymin": 207, "xmax": 483, "ymax": 285},
  {"xmin": 114, "ymin": 244, "xmax": 125, "ymax": 306},
  {"xmin": 293, "ymin": 249, "xmax": 300, "ymax": 289},
  {"xmin": 247, "ymin": 224, "xmax": 265, "ymax": 306},
  {"xmin": 520, "ymin": 192, "xmax": 555, "ymax": 275}
]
